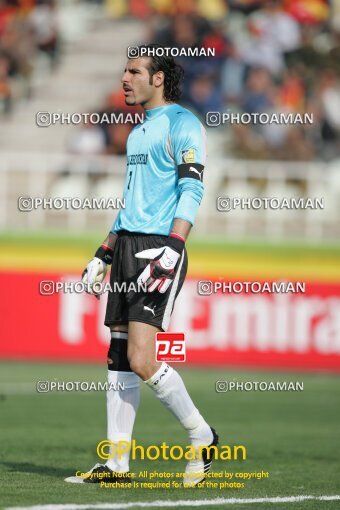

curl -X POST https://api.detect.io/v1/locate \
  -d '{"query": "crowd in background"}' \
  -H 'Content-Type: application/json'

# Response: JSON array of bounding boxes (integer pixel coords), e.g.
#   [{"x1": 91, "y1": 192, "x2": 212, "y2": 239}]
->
[
  {"x1": 2, "y1": 0, "x2": 340, "y2": 161},
  {"x1": 0, "y1": 0, "x2": 58, "y2": 115},
  {"x1": 85, "y1": 0, "x2": 340, "y2": 161}
]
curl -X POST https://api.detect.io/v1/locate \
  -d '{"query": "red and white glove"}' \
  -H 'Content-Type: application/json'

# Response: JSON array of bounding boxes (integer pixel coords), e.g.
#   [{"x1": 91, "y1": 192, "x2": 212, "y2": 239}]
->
[
  {"x1": 135, "y1": 233, "x2": 185, "y2": 293},
  {"x1": 82, "y1": 244, "x2": 113, "y2": 298}
]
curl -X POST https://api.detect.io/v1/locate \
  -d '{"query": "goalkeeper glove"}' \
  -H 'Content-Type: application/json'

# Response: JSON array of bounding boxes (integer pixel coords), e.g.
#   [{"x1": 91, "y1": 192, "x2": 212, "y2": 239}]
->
[
  {"x1": 135, "y1": 233, "x2": 184, "y2": 293},
  {"x1": 82, "y1": 244, "x2": 113, "y2": 297}
]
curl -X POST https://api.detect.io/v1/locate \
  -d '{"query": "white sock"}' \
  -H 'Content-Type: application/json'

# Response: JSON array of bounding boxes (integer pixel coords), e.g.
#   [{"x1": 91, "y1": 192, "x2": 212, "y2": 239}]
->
[
  {"x1": 106, "y1": 369, "x2": 140, "y2": 472},
  {"x1": 145, "y1": 363, "x2": 212, "y2": 447}
]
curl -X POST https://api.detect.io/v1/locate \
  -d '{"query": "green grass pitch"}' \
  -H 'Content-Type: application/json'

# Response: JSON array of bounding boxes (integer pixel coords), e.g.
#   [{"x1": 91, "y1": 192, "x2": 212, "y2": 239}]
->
[{"x1": 0, "y1": 362, "x2": 339, "y2": 510}]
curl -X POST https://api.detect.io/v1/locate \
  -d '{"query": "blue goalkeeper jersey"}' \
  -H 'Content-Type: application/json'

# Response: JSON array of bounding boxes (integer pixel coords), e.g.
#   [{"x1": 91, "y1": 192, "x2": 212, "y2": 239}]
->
[{"x1": 111, "y1": 103, "x2": 206, "y2": 236}]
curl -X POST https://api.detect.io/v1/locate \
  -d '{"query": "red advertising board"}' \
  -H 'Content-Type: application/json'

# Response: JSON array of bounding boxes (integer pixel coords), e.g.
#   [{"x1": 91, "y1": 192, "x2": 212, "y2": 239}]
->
[{"x1": 1, "y1": 271, "x2": 340, "y2": 371}]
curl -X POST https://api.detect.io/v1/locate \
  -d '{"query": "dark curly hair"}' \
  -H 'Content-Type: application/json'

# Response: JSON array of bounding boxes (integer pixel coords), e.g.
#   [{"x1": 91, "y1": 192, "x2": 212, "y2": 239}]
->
[{"x1": 136, "y1": 44, "x2": 184, "y2": 102}]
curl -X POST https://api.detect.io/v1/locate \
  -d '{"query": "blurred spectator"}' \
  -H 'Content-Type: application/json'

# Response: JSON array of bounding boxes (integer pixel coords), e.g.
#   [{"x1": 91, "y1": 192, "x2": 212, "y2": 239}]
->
[
  {"x1": 29, "y1": 0, "x2": 59, "y2": 68},
  {"x1": 0, "y1": 0, "x2": 16, "y2": 37},
  {"x1": 284, "y1": 0, "x2": 329, "y2": 25},
  {"x1": 68, "y1": 120, "x2": 106, "y2": 156},
  {"x1": 101, "y1": 90, "x2": 143, "y2": 154},
  {"x1": 68, "y1": 90, "x2": 144, "y2": 156},
  {"x1": 0, "y1": 54, "x2": 11, "y2": 113},
  {"x1": 187, "y1": 74, "x2": 223, "y2": 118},
  {"x1": 316, "y1": 69, "x2": 340, "y2": 159},
  {"x1": 0, "y1": 0, "x2": 60, "y2": 116},
  {"x1": 228, "y1": 1, "x2": 263, "y2": 15},
  {"x1": 242, "y1": 67, "x2": 275, "y2": 114},
  {"x1": 240, "y1": 0, "x2": 301, "y2": 75},
  {"x1": 151, "y1": 13, "x2": 226, "y2": 111},
  {"x1": 279, "y1": 67, "x2": 305, "y2": 111},
  {"x1": 1, "y1": 15, "x2": 35, "y2": 82}
]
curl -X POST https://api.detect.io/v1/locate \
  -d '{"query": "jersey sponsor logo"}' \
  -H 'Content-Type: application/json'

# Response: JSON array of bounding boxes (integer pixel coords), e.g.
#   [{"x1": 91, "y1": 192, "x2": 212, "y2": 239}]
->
[
  {"x1": 127, "y1": 153, "x2": 148, "y2": 165},
  {"x1": 155, "y1": 332, "x2": 186, "y2": 362},
  {"x1": 182, "y1": 148, "x2": 195, "y2": 163}
]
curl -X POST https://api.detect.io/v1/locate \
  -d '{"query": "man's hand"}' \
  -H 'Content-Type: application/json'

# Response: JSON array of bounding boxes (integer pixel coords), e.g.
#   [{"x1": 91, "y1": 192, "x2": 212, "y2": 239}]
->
[
  {"x1": 82, "y1": 244, "x2": 113, "y2": 298},
  {"x1": 135, "y1": 234, "x2": 184, "y2": 293}
]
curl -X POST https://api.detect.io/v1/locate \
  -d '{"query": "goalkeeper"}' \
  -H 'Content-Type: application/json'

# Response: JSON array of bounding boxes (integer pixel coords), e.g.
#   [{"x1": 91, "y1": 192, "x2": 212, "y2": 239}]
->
[{"x1": 67, "y1": 45, "x2": 218, "y2": 488}]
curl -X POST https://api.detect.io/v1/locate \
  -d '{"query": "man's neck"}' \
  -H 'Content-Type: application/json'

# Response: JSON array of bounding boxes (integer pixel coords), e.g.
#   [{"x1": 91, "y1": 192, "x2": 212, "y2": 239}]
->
[{"x1": 143, "y1": 99, "x2": 173, "y2": 111}]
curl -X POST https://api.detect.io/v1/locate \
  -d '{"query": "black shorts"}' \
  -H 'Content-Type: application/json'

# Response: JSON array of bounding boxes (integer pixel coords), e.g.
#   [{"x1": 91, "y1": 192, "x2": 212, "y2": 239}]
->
[{"x1": 104, "y1": 231, "x2": 188, "y2": 331}]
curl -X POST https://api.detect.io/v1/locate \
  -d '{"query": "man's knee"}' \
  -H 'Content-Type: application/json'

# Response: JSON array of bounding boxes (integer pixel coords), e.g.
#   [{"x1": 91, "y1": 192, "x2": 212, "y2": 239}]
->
[
  {"x1": 128, "y1": 350, "x2": 159, "y2": 380},
  {"x1": 127, "y1": 350, "x2": 144, "y2": 377},
  {"x1": 107, "y1": 331, "x2": 131, "y2": 371}
]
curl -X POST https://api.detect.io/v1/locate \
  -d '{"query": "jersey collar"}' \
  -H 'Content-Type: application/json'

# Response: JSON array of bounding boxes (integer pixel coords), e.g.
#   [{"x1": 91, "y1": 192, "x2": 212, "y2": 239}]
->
[{"x1": 144, "y1": 103, "x2": 177, "y2": 121}]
